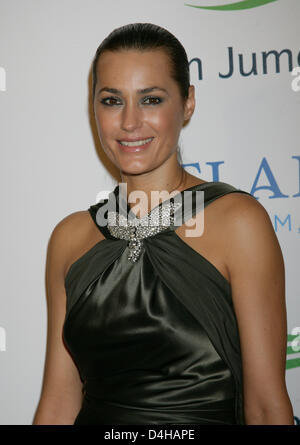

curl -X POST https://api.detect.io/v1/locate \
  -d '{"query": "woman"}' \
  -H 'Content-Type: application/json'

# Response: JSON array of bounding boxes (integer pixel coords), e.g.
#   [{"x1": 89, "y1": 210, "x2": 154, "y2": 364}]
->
[{"x1": 33, "y1": 23, "x2": 294, "y2": 425}]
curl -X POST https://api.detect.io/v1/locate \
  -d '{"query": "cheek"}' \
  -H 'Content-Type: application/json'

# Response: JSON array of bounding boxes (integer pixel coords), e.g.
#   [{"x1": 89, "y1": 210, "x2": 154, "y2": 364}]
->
[
  {"x1": 149, "y1": 108, "x2": 180, "y2": 136},
  {"x1": 94, "y1": 109, "x2": 118, "y2": 138},
  {"x1": 151, "y1": 108, "x2": 182, "y2": 138}
]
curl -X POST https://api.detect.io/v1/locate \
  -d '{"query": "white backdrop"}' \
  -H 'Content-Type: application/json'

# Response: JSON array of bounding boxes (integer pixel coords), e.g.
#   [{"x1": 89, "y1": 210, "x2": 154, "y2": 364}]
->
[{"x1": 0, "y1": 0, "x2": 299, "y2": 425}]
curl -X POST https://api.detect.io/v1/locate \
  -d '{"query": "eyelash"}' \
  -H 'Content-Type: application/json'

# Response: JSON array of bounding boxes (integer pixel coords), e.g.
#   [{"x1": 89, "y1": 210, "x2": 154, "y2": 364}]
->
[{"x1": 100, "y1": 96, "x2": 164, "y2": 106}]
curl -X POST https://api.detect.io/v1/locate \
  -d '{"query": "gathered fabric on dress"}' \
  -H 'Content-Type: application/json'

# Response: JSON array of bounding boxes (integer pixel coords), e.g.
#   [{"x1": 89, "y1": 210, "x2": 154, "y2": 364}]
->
[{"x1": 63, "y1": 181, "x2": 253, "y2": 425}]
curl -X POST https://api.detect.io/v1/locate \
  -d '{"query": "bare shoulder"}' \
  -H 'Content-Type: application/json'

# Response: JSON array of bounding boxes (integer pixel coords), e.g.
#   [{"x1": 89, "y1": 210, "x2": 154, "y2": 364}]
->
[
  {"x1": 48, "y1": 210, "x2": 103, "y2": 279},
  {"x1": 218, "y1": 191, "x2": 275, "y2": 240},
  {"x1": 49, "y1": 210, "x2": 92, "y2": 254},
  {"x1": 217, "y1": 191, "x2": 284, "y2": 285},
  {"x1": 205, "y1": 190, "x2": 273, "y2": 242},
  {"x1": 51, "y1": 210, "x2": 94, "y2": 242}
]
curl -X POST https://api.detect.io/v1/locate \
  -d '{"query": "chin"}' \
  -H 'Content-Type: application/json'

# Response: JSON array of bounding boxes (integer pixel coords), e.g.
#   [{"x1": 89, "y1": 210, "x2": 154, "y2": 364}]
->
[
  {"x1": 120, "y1": 166, "x2": 150, "y2": 176},
  {"x1": 118, "y1": 161, "x2": 156, "y2": 176}
]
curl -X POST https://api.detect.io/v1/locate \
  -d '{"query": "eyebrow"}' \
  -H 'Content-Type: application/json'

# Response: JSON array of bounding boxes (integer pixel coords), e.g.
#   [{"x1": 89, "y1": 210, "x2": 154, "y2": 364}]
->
[{"x1": 97, "y1": 86, "x2": 169, "y2": 96}]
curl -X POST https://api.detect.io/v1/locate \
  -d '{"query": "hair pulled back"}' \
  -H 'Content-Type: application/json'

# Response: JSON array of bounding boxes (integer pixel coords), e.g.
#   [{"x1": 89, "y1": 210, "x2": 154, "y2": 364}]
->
[{"x1": 92, "y1": 22, "x2": 190, "y2": 104}]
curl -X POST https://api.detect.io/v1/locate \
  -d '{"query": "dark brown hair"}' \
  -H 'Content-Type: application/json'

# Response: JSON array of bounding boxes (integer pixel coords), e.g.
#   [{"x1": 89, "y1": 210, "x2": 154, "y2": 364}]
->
[{"x1": 92, "y1": 22, "x2": 190, "y2": 104}]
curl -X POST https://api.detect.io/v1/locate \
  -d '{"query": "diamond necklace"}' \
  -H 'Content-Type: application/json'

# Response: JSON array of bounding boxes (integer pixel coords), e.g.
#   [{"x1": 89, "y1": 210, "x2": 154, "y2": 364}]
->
[{"x1": 107, "y1": 171, "x2": 187, "y2": 262}]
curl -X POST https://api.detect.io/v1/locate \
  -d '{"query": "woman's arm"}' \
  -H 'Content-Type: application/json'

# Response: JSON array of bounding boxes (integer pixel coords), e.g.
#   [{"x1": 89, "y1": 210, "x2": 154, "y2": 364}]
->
[
  {"x1": 223, "y1": 194, "x2": 294, "y2": 425},
  {"x1": 32, "y1": 215, "x2": 85, "y2": 425}
]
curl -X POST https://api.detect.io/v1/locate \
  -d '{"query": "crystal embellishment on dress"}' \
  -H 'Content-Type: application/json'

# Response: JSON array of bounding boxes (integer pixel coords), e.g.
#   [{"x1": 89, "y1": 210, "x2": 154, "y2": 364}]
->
[{"x1": 107, "y1": 200, "x2": 182, "y2": 262}]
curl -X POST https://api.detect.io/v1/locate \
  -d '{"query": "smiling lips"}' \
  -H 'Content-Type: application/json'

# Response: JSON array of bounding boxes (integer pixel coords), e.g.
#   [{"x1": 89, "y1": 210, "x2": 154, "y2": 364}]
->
[{"x1": 117, "y1": 137, "x2": 154, "y2": 152}]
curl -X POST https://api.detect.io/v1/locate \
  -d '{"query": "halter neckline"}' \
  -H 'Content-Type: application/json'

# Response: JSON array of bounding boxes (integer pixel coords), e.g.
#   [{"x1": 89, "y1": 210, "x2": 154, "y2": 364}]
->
[{"x1": 113, "y1": 181, "x2": 216, "y2": 221}]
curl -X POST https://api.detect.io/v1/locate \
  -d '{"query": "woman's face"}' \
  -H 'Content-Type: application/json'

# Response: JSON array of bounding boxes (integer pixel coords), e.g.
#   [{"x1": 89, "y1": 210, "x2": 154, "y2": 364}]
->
[{"x1": 93, "y1": 49, "x2": 195, "y2": 175}]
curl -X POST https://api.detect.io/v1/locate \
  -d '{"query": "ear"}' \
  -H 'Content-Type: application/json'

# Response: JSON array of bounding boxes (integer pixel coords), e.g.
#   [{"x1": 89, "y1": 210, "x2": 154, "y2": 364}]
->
[{"x1": 183, "y1": 85, "x2": 195, "y2": 123}]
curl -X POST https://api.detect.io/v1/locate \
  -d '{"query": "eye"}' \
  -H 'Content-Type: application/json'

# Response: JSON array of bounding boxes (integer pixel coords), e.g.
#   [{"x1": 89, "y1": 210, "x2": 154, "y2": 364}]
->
[
  {"x1": 100, "y1": 96, "x2": 121, "y2": 106},
  {"x1": 143, "y1": 96, "x2": 163, "y2": 105},
  {"x1": 99, "y1": 96, "x2": 164, "y2": 106}
]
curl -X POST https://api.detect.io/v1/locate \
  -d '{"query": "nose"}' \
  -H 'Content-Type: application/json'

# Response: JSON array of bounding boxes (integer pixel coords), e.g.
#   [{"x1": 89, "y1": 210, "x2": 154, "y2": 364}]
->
[{"x1": 121, "y1": 102, "x2": 142, "y2": 132}]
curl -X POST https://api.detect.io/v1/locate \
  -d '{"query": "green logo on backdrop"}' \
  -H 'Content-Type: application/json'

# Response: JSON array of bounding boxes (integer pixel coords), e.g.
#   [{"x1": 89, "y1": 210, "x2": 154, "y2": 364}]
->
[
  {"x1": 286, "y1": 333, "x2": 300, "y2": 370},
  {"x1": 185, "y1": 0, "x2": 278, "y2": 11}
]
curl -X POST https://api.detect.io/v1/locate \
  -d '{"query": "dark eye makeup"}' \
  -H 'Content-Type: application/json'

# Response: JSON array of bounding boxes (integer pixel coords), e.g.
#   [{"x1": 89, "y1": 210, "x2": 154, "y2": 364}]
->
[{"x1": 99, "y1": 96, "x2": 164, "y2": 106}]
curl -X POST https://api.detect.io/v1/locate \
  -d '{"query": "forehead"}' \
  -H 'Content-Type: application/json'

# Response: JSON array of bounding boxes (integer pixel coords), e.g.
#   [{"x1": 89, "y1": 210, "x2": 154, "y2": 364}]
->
[{"x1": 95, "y1": 49, "x2": 173, "y2": 86}]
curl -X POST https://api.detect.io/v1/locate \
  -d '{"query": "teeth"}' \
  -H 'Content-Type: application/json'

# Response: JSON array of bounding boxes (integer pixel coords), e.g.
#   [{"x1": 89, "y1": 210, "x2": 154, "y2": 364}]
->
[{"x1": 119, "y1": 137, "x2": 153, "y2": 147}]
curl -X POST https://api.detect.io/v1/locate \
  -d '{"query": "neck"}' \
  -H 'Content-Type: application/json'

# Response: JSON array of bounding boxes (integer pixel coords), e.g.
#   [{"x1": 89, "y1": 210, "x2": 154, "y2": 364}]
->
[
  {"x1": 121, "y1": 159, "x2": 187, "y2": 195},
  {"x1": 119, "y1": 153, "x2": 189, "y2": 215}
]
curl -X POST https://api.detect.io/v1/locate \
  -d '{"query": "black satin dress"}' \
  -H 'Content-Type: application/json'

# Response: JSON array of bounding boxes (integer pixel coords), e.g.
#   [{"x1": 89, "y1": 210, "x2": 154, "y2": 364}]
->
[{"x1": 62, "y1": 181, "x2": 253, "y2": 425}]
